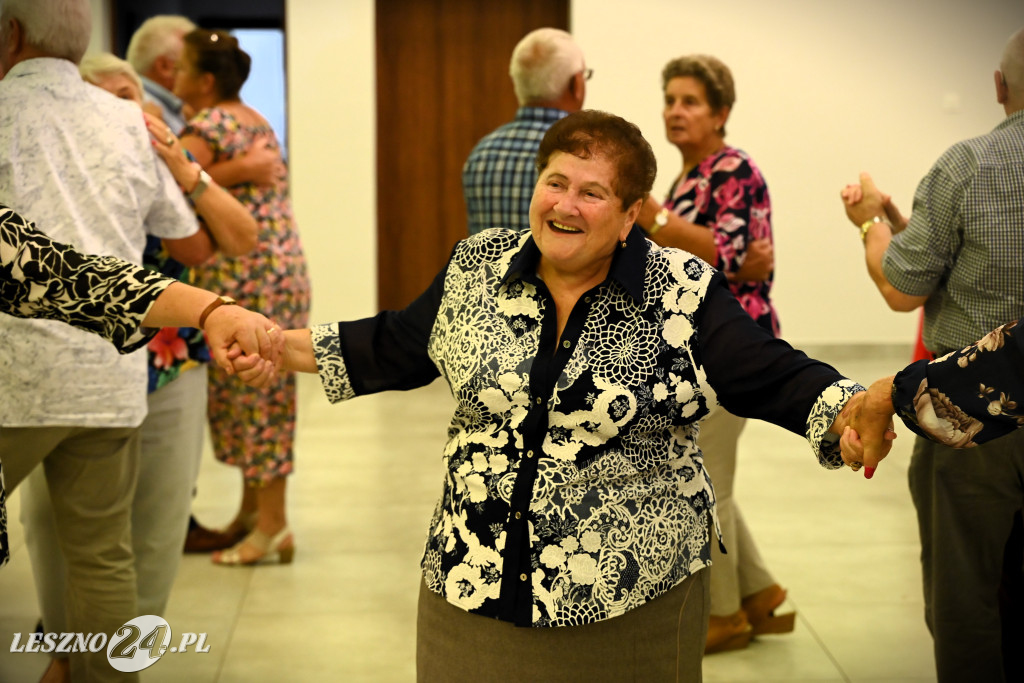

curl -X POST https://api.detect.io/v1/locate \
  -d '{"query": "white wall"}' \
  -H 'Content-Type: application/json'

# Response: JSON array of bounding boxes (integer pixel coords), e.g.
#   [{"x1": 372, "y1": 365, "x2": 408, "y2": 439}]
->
[
  {"x1": 574, "y1": 0, "x2": 1023, "y2": 344},
  {"x1": 93, "y1": 0, "x2": 1023, "y2": 344},
  {"x1": 286, "y1": 0, "x2": 377, "y2": 323}
]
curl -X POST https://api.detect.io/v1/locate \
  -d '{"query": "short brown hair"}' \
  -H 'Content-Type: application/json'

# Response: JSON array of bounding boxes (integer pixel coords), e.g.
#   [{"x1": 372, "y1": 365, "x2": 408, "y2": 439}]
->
[
  {"x1": 183, "y1": 29, "x2": 251, "y2": 100},
  {"x1": 536, "y1": 110, "x2": 656, "y2": 210},
  {"x1": 662, "y1": 55, "x2": 735, "y2": 136}
]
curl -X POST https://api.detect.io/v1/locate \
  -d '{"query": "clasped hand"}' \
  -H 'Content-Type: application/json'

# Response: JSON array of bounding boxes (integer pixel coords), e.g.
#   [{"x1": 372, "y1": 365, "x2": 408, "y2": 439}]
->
[{"x1": 834, "y1": 377, "x2": 899, "y2": 478}]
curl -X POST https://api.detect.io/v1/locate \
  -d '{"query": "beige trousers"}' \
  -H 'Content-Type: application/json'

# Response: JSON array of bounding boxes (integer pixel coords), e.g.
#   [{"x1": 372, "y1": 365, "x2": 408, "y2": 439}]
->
[
  {"x1": 700, "y1": 405, "x2": 775, "y2": 616},
  {"x1": 0, "y1": 425, "x2": 140, "y2": 683}
]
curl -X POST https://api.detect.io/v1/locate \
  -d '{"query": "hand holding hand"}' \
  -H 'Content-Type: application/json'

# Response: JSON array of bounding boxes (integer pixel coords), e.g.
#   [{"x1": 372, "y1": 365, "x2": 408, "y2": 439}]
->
[
  {"x1": 840, "y1": 172, "x2": 888, "y2": 228},
  {"x1": 836, "y1": 376, "x2": 899, "y2": 478},
  {"x1": 227, "y1": 346, "x2": 279, "y2": 388},
  {"x1": 203, "y1": 305, "x2": 284, "y2": 375}
]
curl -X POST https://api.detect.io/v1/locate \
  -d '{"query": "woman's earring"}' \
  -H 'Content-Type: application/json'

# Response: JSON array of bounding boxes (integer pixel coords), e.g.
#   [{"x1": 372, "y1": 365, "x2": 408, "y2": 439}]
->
[{"x1": 620, "y1": 240, "x2": 628, "y2": 249}]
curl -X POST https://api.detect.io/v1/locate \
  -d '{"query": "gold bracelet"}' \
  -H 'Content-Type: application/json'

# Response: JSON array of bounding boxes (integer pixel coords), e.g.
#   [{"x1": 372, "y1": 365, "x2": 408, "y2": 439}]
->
[{"x1": 859, "y1": 216, "x2": 891, "y2": 243}]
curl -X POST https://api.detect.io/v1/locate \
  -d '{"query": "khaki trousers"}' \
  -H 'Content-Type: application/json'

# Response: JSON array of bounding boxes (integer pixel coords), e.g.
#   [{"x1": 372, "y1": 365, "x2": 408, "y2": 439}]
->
[{"x1": 0, "y1": 425, "x2": 140, "y2": 683}]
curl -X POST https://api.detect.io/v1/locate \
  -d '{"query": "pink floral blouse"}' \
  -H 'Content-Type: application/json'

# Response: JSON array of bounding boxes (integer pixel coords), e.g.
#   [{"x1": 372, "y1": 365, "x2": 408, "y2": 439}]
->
[{"x1": 665, "y1": 146, "x2": 778, "y2": 336}]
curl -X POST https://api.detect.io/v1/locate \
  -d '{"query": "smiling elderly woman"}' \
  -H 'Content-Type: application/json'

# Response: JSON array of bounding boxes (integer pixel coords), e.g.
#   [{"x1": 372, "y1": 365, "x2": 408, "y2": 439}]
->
[{"x1": 233, "y1": 110, "x2": 892, "y2": 682}]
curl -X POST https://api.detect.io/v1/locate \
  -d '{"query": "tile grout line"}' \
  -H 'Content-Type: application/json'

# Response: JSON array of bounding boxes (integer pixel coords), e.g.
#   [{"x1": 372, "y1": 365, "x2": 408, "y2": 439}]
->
[{"x1": 788, "y1": 598, "x2": 853, "y2": 683}]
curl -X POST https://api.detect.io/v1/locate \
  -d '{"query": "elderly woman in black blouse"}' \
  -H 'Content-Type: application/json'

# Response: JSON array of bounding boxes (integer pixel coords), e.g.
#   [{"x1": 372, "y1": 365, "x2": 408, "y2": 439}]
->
[{"x1": 233, "y1": 111, "x2": 892, "y2": 681}]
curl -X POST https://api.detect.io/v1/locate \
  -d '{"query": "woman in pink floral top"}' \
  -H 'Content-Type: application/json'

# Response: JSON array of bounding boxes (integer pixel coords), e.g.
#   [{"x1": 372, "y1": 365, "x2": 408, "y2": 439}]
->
[
  {"x1": 636, "y1": 54, "x2": 788, "y2": 654},
  {"x1": 177, "y1": 29, "x2": 311, "y2": 566}
]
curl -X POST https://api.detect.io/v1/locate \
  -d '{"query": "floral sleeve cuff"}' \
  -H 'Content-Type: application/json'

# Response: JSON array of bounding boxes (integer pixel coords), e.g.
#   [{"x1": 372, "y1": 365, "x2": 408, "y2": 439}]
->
[
  {"x1": 311, "y1": 322, "x2": 355, "y2": 404},
  {"x1": 805, "y1": 379, "x2": 867, "y2": 469}
]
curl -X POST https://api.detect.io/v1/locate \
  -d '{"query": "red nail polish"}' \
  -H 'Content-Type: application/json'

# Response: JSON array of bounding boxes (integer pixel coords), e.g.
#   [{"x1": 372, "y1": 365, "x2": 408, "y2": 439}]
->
[{"x1": 864, "y1": 466, "x2": 876, "y2": 479}]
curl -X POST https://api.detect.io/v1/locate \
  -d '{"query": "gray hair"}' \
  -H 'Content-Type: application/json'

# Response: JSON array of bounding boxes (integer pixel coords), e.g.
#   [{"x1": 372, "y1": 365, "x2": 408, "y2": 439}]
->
[
  {"x1": 1001, "y1": 26, "x2": 1024, "y2": 107},
  {"x1": 509, "y1": 28, "x2": 584, "y2": 106},
  {"x1": 126, "y1": 14, "x2": 196, "y2": 75},
  {"x1": 79, "y1": 52, "x2": 143, "y2": 96},
  {"x1": 0, "y1": 0, "x2": 91, "y2": 64}
]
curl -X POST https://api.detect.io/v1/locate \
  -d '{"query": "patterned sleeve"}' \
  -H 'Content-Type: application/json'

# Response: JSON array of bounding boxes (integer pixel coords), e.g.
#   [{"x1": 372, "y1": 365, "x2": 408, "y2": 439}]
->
[
  {"x1": 0, "y1": 205, "x2": 173, "y2": 352},
  {"x1": 182, "y1": 108, "x2": 227, "y2": 163},
  {"x1": 805, "y1": 380, "x2": 869, "y2": 468},
  {"x1": 892, "y1": 320, "x2": 1024, "y2": 447},
  {"x1": 707, "y1": 154, "x2": 769, "y2": 274}
]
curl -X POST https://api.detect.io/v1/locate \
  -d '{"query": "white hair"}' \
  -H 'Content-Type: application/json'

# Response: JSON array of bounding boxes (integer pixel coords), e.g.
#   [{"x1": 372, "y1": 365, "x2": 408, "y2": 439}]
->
[
  {"x1": 79, "y1": 52, "x2": 143, "y2": 95},
  {"x1": 1001, "y1": 26, "x2": 1024, "y2": 106},
  {"x1": 509, "y1": 28, "x2": 585, "y2": 106},
  {"x1": 0, "y1": 0, "x2": 91, "y2": 64},
  {"x1": 125, "y1": 14, "x2": 195, "y2": 75}
]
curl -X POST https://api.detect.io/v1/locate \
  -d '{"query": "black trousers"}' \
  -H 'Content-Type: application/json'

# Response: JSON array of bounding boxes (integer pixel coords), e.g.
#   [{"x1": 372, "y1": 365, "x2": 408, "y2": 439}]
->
[{"x1": 909, "y1": 431, "x2": 1024, "y2": 683}]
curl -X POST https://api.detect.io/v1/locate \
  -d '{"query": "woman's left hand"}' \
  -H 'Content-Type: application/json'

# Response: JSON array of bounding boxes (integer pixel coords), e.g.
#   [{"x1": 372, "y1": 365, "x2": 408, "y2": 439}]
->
[{"x1": 143, "y1": 111, "x2": 195, "y2": 187}]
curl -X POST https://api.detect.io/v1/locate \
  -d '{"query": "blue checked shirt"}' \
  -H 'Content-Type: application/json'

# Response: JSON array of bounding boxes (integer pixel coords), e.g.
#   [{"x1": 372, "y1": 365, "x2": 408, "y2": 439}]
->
[
  {"x1": 883, "y1": 110, "x2": 1024, "y2": 353},
  {"x1": 462, "y1": 107, "x2": 568, "y2": 235}
]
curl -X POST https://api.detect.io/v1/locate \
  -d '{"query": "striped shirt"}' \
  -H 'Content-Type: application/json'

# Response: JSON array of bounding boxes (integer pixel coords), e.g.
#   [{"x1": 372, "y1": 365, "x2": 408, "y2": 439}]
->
[
  {"x1": 462, "y1": 107, "x2": 568, "y2": 234},
  {"x1": 883, "y1": 110, "x2": 1024, "y2": 353}
]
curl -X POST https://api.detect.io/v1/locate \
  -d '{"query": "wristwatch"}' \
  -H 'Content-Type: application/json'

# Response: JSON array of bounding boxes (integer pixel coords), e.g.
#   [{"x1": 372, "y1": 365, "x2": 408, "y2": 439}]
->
[
  {"x1": 198, "y1": 295, "x2": 237, "y2": 329},
  {"x1": 189, "y1": 168, "x2": 211, "y2": 202},
  {"x1": 649, "y1": 208, "x2": 670, "y2": 236},
  {"x1": 859, "y1": 215, "x2": 890, "y2": 243}
]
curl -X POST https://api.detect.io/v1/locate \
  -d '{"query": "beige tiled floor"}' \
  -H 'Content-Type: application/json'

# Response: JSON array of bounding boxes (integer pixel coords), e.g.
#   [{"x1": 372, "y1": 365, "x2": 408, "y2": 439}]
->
[{"x1": 0, "y1": 345, "x2": 938, "y2": 682}]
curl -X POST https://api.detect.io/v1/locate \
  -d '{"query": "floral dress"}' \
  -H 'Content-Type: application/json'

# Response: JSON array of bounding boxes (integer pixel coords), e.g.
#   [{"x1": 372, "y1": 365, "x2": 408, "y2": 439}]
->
[
  {"x1": 894, "y1": 320, "x2": 1024, "y2": 447},
  {"x1": 665, "y1": 145, "x2": 778, "y2": 335},
  {"x1": 183, "y1": 108, "x2": 311, "y2": 484}
]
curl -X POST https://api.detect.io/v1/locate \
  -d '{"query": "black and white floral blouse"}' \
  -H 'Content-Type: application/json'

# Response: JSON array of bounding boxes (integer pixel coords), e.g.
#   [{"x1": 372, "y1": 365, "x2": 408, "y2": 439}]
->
[
  {"x1": 0, "y1": 204, "x2": 173, "y2": 566},
  {"x1": 894, "y1": 320, "x2": 1024, "y2": 447},
  {"x1": 312, "y1": 227, "x2": 862, "y2": 627}
]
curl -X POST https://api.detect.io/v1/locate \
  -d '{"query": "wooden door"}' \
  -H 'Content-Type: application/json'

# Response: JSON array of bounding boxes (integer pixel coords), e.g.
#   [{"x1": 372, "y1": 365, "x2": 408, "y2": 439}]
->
[{"x1": 375, "y1": 0, "x2": 568, "y2": 310}]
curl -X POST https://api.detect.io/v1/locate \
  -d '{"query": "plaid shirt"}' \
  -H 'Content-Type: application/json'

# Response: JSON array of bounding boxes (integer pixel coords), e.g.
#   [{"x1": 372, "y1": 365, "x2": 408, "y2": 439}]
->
[
  {"x1": 462, "y1": 107, "x2": 568, "y2": 235},
  {"x1": 883, "y1": 110, "x2": 1024, "y2": 353}
]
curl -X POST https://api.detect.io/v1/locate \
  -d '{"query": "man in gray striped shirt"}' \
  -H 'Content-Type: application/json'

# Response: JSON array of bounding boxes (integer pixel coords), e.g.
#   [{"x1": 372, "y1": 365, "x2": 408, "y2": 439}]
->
[{"x1": 841, "y1": 26, "x2": 1024, "y2": 683}]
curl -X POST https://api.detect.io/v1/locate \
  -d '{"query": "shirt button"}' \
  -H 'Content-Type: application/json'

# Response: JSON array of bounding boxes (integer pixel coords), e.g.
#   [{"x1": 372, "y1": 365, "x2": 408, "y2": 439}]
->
[
  {"x1": 585, "y1": 296, "x2": 591, "y2": 303},
  {"x1": 519, "y1": 573, "x2": 528, "y2": 582},
  {"x1": 526, "y1": 450, "x2": 534, "y2": 458},
  {"x1": 514, "y1": 511, "x2": 522, "y2": 519},
  {"x1": 535, "y1": 397, "x2": 542, "y2": 405},
  {"x1": 562, "y1": 340, "x2": 571, "y2": 348}
]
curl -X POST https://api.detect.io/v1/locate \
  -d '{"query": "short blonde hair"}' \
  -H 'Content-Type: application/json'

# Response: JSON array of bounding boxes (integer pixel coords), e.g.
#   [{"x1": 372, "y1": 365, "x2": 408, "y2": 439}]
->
[
  {"x1": 509, "y1": 28, "x2": 585, "y2": 106},
  {"x1": 79, "y1": 53, "x2": 144, "y2": 99},
  {"x1": 126, "y1": 15, "x2": 196, "y2": 75}
]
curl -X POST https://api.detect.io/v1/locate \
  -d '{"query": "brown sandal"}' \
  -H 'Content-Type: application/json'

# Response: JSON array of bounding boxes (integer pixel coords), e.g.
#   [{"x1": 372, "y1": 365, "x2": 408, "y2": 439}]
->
[{"x1": 742, "y1": 584, "x2": 796, "y2": 636}]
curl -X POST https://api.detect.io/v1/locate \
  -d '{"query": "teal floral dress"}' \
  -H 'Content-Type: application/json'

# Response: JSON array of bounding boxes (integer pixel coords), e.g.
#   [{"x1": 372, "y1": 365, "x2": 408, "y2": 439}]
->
[{"x1": 183, "y1": 107, "x2": 311, "y2": 484}]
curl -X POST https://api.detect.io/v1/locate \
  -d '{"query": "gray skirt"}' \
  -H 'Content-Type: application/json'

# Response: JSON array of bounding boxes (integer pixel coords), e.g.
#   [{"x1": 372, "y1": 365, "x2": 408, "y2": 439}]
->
[{"x1": 416, "y1": 567, "x2": 709, "y2": 682}]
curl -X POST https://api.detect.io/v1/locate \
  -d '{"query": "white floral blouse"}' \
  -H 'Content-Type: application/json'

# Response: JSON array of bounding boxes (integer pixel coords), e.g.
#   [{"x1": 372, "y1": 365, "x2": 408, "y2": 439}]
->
[{"x1": 312, "y1": 228, "x2": 862, "y2": 627}]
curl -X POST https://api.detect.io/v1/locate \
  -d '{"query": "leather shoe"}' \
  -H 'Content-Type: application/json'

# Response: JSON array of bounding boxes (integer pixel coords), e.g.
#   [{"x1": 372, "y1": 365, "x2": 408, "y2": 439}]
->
[
  {"x1": 184, "y1": 523, "x2": 247, "y2": 554},
  {"x1": 705, "y1": 610, "x2": 753, "y2": 654}
]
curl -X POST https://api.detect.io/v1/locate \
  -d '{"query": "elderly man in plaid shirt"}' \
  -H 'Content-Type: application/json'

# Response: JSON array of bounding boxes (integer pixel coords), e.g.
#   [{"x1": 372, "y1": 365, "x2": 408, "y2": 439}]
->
[
  {"x1": 462, "y1": 28, "x2": 588, "y2": 235},
  {"x1": 841, "y1": 26, "x2": 1024, "y2": 683}
]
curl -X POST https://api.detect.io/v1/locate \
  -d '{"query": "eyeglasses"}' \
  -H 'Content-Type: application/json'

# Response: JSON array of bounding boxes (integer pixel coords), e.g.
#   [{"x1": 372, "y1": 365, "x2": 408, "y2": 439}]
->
[{"x1": 582, "y1": 68, "x2": 593, "y2": 81}]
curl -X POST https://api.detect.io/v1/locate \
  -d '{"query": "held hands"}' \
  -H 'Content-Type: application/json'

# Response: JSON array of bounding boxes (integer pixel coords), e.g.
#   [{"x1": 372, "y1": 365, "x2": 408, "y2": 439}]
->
[
  {"x1": 840, "y1": 172, "x2": 910, "y2": 232},
  {"x1": 835, "y1": 376, "x2": 899, "y2": 478},
  {"x1": 202, "y1": 304, "x2": 284, "y2": 385}
]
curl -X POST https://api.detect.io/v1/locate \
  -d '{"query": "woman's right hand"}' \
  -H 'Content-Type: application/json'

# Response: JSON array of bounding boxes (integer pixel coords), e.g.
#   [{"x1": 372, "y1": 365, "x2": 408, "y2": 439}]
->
[{"x1": 239, "y1": 134, "x2": 285, "y2": 186}]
